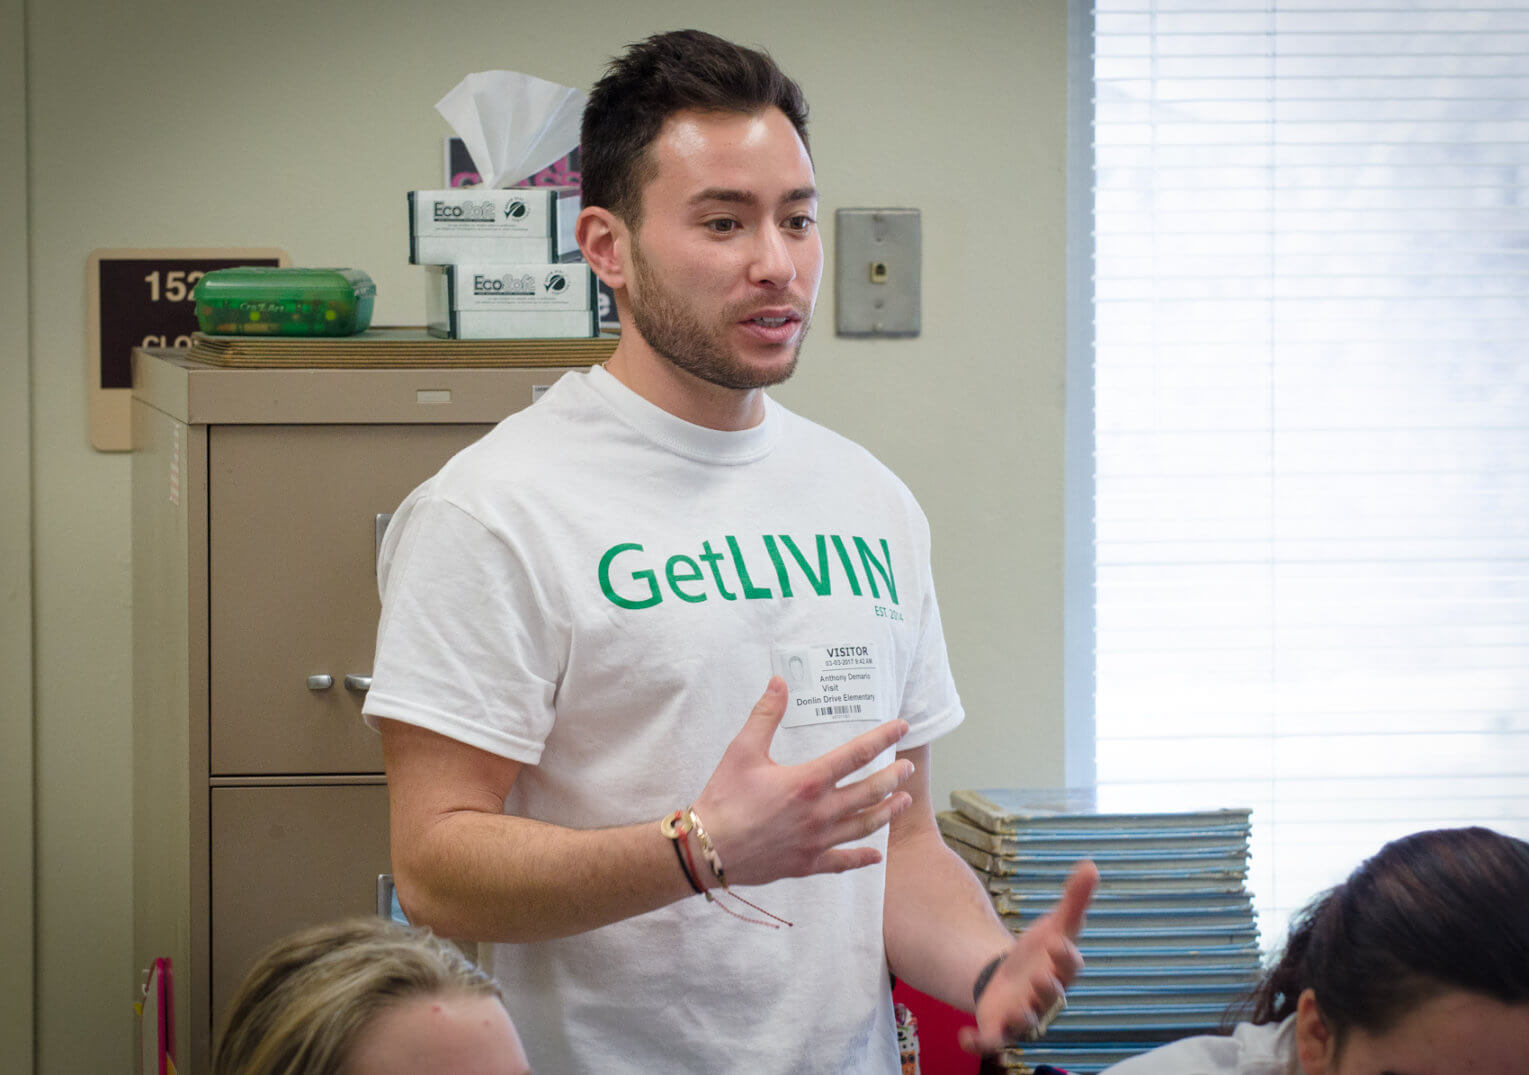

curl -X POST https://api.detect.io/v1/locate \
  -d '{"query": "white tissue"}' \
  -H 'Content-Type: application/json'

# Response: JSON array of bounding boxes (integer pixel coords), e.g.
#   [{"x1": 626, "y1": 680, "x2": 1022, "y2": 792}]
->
[{"x1": 435, "y1": 71, "x2": 587, "y2": 189}]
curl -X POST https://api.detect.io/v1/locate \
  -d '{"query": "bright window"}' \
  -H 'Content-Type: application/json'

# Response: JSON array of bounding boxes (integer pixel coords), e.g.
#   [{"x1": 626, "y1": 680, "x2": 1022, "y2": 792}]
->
[{"x1": 1084, "y1": 0, "x2": 1529, "y2": 943}]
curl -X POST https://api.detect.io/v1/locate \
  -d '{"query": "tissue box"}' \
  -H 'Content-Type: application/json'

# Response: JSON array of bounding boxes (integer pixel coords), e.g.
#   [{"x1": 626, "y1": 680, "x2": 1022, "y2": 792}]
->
[
  {"x1": 411, "y1": 234, "x2": 563, "y2": 267},
  {"x1": 408, "y1": 187, "x2": 581, "y2": 265},
  {"x1": 192, "y1": 267, "x2": 375, "y2": 336},
  {"x1": 426, "y1": 262, "x2": 599, "y2": 339},
  {"x1": 427, "y1": 263, "x2": 594, "y2": 310},
  {"x1": 427, "y1": 309, "x2": 599, "y2": 340}
]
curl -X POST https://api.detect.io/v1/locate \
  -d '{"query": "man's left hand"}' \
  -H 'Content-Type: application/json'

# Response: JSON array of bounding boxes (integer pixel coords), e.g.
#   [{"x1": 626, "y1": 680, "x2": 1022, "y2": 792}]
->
[{"x1": 958, "y1": 859, "x2": 1100, "y2": 1056}]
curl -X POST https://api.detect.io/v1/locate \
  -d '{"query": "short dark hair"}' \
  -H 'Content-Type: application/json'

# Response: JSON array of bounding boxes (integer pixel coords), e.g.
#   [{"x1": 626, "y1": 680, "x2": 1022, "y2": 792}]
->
[
  {"x1": 580, "y1": 29, "x2": 810, "y2": 226},
  {"x1": 1244, "y1": 827, "x2": 1529, "y2": 1036}
]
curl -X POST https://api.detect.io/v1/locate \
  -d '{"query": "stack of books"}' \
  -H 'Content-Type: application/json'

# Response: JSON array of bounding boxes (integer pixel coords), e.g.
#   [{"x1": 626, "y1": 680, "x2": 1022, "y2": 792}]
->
[{"x1": 940, "y1": 788, "x2": 1261, "y2": 1074}]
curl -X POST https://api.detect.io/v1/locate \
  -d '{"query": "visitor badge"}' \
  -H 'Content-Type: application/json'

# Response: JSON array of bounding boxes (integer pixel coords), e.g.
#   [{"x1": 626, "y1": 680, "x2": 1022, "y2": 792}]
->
[{"x1": 771, "y1": 641, "x2": 883, "y2": 729}]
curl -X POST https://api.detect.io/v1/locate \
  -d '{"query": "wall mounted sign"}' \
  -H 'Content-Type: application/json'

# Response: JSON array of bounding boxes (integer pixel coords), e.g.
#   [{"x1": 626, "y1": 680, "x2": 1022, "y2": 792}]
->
[{"x1": 87, "y1": 247, "x2": 289, "y2": 451}]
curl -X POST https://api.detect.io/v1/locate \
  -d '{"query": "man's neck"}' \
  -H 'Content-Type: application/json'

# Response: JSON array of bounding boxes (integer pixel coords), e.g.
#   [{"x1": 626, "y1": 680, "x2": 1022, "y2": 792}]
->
[{"x1": 601, "y1": 337, "x2": 767, "y2": 432}]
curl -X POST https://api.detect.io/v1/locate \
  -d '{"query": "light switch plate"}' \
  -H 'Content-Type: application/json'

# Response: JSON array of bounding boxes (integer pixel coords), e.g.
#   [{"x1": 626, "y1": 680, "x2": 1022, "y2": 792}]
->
[{"x1": 835, "y1": 208, "x2": 921, "y2": 337}]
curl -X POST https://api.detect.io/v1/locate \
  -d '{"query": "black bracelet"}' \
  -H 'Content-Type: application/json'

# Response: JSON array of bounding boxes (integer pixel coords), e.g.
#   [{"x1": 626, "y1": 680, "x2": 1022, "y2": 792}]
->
[
  {"x1": 973, "y1": 951, "x2": 1008, "y2": 1005},
  {"x1": 669, "y1": 828, "x2": 703, "y2": 894}
]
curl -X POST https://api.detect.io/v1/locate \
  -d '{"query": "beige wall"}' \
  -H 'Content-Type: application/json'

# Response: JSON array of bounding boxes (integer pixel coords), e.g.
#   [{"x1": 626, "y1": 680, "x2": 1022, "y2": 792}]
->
[
  {"x1": 3, "y1": 0, "x2": 35, "y2": 1067},
  {"x1": 19, "y1": 0, "x2": 1071, "y2": 1068}
]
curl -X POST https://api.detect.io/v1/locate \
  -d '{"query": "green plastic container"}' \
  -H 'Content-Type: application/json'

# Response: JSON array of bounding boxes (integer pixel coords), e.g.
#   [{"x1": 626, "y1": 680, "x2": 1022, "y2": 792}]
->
[{"x1": 193, "y1": 267, "x2": 376, "y2": 336}]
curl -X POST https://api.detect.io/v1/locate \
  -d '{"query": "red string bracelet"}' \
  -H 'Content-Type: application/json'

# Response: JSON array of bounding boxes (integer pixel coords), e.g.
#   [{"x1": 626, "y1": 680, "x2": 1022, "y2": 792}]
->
[
  {"x1": 661, "y1": 810, "x2": 703, "y2": 895},
  {"x1": 671, "y1": 813, "x2": 709, "y2": 896}
]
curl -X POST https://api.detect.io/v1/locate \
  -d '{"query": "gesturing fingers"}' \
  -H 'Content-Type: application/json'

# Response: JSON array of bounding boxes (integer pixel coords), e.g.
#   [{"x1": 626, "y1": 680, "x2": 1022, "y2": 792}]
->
[
  {"x1": 963, "y1": 946, "x2": 1079, "y2": 1056},
  {"x1": 810, "y1": 843, "x2": 887, "y2": 875},
  {"x1": 694, "y1": 682, "x2": 912, "y2": 887},
  {"x1": 824, "y1": 785, "x2": 913, "y2": 848},
  {"x1": 1044, "y1": 859, "x2": 1100, "y2": 940},
  {"x1": 959, "y1": 868, "x2": 1097, "y2": 1057},
  {"x1": 729, "y1": 676, "x2": 791, "y2": 755},
  {"x1": 810, "y1": 785, "x2": 913, "y2": 871},
  {"x1": 816, "y1": 717, "x2": 910, "y2": 787},
  {"x1": 839, "y1": 755, "x2": 915, "y2": 813},
  {"x1": 774, "y1": 756, "x2": 915, "y2": 868},
  {"x1": 807, "y1": 732, "x2": 914, "y2": 850}
]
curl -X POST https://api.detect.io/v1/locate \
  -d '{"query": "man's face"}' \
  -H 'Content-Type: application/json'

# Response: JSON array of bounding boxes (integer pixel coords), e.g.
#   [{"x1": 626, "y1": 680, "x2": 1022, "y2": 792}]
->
[{"x1": 622, "y1": 107, "x2": 822, "y2": 390}]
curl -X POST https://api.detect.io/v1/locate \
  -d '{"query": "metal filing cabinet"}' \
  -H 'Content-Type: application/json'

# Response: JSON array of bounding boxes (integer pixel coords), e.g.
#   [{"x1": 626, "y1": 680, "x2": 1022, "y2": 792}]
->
[{"x1": 130, "y1": 349, "x2": 580, "y2": 1071}]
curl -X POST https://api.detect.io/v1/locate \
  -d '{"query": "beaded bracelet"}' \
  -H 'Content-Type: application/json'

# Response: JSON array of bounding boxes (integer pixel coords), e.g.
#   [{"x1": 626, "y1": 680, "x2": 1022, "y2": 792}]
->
[{"x1": 686, "y1": 807, "x2": 727, "y2": 887}]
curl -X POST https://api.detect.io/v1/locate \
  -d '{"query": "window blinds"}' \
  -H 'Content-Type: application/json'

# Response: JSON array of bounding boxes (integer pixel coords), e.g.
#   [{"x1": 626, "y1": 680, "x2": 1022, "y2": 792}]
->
[{"x1": 1089, "y1": 0, "x2": 1529, "y2": 942}]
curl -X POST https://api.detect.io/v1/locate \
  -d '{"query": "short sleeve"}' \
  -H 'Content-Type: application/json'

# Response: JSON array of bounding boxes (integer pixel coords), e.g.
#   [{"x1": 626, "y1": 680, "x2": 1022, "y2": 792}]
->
[
  {"x1": 894, "y1": 513, "x2": 965, "y2": 749},
  {"x1": 362, "y1": 494, "x2": 565, "y2": 763}
]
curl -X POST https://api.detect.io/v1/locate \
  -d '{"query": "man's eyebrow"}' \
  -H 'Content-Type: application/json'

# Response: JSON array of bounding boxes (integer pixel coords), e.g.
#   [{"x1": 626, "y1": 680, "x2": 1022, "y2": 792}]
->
[
  {"x1": 691, "y1": 188, "x2": 756, "y2": 206},
  {"x1": 689, "y1": 186, "x2": 819, "y2": 207}
]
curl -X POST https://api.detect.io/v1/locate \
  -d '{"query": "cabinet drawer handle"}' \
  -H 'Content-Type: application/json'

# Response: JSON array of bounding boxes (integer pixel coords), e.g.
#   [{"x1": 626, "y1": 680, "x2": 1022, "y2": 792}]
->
[
  {"x1": 306, "y1": 674, "x2": 334, "y2": 691},
  {"x1": 344, "y1": 674, "x2": 373, "y2": 692}
]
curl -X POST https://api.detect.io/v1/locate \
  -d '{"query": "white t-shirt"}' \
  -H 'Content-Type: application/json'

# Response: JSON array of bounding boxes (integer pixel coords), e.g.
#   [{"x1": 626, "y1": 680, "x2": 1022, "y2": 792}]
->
[
  {"x1": 1103, "y1": 1017, "x2": 1301, "y2": 1075},
  {"x1": 364, "y1": 365, "x2": 965, "y2": 1074}
]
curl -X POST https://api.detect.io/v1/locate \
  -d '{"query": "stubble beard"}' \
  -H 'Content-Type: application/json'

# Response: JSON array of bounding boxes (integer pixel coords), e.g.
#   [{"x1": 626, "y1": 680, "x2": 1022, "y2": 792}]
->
[{"x1": 627, "y1": 240, "x2": 810, "y2": 391}]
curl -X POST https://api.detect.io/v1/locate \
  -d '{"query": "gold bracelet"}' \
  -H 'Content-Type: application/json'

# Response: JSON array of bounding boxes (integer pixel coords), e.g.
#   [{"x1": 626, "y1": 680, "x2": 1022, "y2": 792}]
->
[
  {"x1": 686, "y1": 807, "x2": 726, "y2": 887},
  {"x1": 660, "y1": 809, "x2": 689, "y2": 840},
  {"x1": 683, "y1": 806, "x2": 793, "y2": 929}
]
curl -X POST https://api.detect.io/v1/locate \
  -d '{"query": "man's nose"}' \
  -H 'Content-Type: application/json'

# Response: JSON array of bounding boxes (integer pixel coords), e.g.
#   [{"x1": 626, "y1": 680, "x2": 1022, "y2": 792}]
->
[{"x1": 748, "y1": 227, "x2": 798, "y2": 289}]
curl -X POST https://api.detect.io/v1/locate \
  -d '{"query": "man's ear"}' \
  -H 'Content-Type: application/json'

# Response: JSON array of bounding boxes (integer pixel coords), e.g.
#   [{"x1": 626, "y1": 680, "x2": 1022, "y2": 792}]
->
[
  {"x1": 576, "y1": 205, "x2": 628, "y2": 291},
  {"x1": 1294, "y1": 988, "x2": 1338, "y2": 1075}
]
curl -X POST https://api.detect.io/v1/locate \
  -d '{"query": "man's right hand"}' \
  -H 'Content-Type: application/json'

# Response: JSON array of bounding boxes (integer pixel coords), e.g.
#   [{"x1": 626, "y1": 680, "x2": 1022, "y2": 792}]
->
[
  {"x1": 687, "y1": 676, "x2": 914, "y2": 887},
  {"x1": 382, "y1": 676, "x2": 912, "y2": 941}
]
